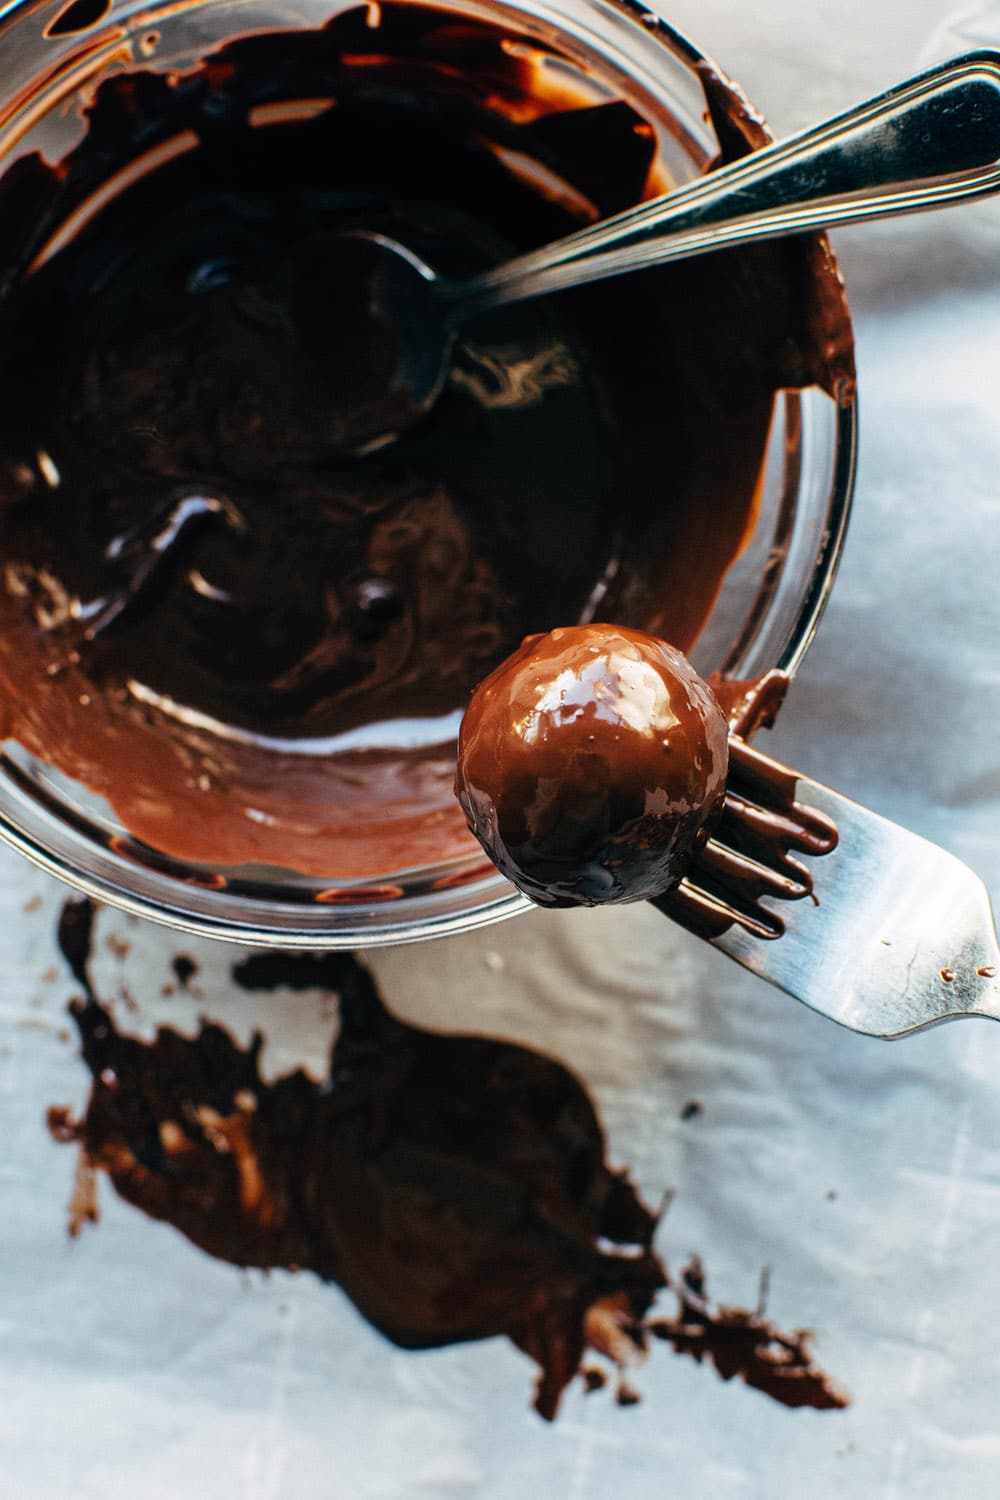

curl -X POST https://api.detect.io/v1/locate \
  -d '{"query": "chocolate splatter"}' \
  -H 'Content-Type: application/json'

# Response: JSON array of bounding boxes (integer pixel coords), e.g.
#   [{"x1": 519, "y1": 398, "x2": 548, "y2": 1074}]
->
[
  {"x1": 649, "y1": 1257, "x2": 847, "y2": 1410},
  {"x1": 171, "y1": 955, "x2": 198, "y2": 989},
  {"x1": 56, "y1": 896, "x2": 96, "y2": 999},
  {"x1": 232, "y1": 950, "x2": 368, "y2": 994},
  {"x1": 51, "y1": 903, "x2": 847, "y2": 1419}
]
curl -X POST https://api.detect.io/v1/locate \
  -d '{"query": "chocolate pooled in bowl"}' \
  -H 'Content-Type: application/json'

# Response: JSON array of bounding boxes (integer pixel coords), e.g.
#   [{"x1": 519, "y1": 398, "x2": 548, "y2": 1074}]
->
[{"x1": 0, "y1": 1, "x2": 853, "y2": 881}]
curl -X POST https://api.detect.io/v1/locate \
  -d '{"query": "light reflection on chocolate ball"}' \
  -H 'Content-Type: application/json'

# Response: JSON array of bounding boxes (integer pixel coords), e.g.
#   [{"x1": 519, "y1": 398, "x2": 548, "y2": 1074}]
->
[{"x1": 455, "y1": 624, "x2": 729, "y2": 907}]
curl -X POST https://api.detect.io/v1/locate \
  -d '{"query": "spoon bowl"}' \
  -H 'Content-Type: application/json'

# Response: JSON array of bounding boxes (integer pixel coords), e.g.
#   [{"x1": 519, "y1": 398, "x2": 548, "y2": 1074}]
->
[
  {"x1": 292, "y1": 231, "x2": 450, "y2": 455},
  {"x1": 316, "y1": 52, "x2": 1000, "y2": 456}
]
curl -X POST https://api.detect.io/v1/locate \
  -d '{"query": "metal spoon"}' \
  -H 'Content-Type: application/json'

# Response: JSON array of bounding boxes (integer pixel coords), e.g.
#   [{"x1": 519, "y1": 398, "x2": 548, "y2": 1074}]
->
[{"x1": 306, "y1": 50, "x2": 1000, "y2": 456}]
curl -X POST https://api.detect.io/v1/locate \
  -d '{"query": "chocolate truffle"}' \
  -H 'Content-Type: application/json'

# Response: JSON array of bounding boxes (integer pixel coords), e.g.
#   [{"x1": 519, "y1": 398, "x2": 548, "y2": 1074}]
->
[{"x1": 455, "y1": 624, "x2": 729, "y2": 906}]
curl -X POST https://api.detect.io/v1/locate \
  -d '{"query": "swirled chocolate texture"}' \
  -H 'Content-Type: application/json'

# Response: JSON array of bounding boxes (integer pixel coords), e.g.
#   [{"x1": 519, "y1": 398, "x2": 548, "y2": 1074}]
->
[{"x1": 0, "y1": 3, "x2": 853, "y2": 877}]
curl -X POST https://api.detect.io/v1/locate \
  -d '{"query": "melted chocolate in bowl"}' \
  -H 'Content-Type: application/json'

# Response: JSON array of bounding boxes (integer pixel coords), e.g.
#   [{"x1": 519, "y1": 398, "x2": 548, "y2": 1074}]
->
[{"x1": 0, "y1": 0, "x2": 854, "y2": 915}]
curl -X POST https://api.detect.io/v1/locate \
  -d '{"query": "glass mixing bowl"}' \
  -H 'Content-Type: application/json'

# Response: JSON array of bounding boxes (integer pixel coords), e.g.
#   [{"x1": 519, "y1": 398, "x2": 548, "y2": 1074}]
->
[{"x1": 0, "y1": 0, "x2": 856, "y2": 946}]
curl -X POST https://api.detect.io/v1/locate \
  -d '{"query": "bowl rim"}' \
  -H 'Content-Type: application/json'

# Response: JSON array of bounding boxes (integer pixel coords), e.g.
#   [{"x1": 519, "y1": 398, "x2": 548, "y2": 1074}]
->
[{"x1": 0, "y1": 0, "x2": 858, "y2": 947}]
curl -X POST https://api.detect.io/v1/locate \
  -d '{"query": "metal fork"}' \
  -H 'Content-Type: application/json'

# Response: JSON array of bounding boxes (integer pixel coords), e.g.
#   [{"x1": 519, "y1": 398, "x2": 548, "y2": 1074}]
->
[{"x1": 655, "y1": 738, "x2": 1000, "y2": 1039}]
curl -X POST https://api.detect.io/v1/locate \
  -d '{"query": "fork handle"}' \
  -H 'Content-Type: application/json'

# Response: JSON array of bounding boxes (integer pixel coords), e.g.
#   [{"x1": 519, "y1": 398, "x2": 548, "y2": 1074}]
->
[{"x1": 455, "y1": 51, "x2": 1000, "y2": 313}]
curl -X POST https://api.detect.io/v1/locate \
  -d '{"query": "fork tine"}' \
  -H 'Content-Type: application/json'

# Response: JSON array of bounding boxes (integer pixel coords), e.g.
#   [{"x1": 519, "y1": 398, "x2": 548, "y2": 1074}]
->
[
  {"x1": 658, "y1": 874, "x2": 786, "y2": 943},
  {"x1": 670, "y1": 840, "x2": 807, "y2": 940},
  {"x1": 656, "y1": 738, "x2": 835, "y2": 941},
  {"x1": 697, "y1": 838, "x2": 812, "y2": 904},
  {"x1": 656, "y1": 741, "x2": 1000, "y2": 1039}
]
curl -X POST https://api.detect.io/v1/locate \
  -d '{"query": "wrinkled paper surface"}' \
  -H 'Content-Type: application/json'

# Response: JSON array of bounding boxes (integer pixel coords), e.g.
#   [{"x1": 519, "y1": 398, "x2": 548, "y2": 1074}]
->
[{"x1": 2, "y1": 2, "x2": 1000, "y2": 1495}]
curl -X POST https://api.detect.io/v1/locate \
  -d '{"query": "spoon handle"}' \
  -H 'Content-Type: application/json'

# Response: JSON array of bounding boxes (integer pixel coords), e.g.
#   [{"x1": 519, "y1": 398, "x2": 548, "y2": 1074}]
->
[{"x1": 453, "y1": 51, "x2": 1000, "y2": 314}]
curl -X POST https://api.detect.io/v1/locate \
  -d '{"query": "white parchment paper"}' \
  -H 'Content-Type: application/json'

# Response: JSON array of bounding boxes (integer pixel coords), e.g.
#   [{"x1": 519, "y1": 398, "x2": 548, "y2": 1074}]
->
[{"x1": 2, "y1": 3, "x2": 1000, "y2": 1496}]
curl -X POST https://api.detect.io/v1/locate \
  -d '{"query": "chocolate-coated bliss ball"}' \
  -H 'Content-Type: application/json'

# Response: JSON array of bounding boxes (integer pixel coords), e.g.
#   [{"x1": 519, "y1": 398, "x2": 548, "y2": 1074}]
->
[{"x1": 455, "y1": 624, "x2": 729, "y2": 907}]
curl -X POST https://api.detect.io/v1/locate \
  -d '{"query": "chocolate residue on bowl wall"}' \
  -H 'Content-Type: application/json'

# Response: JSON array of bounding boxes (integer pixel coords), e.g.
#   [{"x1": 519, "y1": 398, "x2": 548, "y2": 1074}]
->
[
  {"x1": 0, "y1": 1, "x2": 853, "y2": 883},
  {"x1": 49, "y1": 897, "x2": 847, "y2": 1419}
]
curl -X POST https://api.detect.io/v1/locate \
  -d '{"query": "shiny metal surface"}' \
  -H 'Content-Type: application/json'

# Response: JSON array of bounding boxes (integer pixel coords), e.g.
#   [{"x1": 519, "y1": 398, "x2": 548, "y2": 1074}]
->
[
  {"x1": 351, "y1": 49, "x2": 1000, "y2": 445},
  {"x1": 678, "y1": 745, "x2": 1000, "y2": 1039},
  {"x1": 462, "y1": 50, "x2": 1000, "y2": 308}
]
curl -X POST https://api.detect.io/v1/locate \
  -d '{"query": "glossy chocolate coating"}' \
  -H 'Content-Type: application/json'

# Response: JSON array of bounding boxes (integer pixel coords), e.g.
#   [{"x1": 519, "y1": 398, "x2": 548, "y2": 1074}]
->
[{"x1": 456, "y1": 625, "x2": 729, "y2": 906}]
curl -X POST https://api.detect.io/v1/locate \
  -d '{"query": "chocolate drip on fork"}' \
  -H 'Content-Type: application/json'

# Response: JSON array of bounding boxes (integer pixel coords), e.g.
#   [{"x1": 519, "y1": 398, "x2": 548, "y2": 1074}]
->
[{"x1": 655, "y1": 737, "x2": 839, "y2": 940}]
